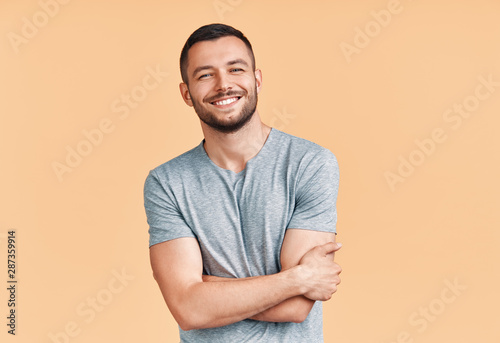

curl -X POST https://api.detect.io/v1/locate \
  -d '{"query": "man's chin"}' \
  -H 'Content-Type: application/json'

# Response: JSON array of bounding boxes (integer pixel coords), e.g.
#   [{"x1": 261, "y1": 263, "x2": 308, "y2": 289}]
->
[
  {"x1": 202, "y1": 112, "x2": 255, "y2": 133},
  {"x1": 203, "y1": 121, "x2": 248, "y2": 134}
]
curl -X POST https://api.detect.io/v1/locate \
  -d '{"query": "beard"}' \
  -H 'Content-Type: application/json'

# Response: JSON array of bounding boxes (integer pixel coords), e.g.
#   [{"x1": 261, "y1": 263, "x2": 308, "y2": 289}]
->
[{"x1": 190, "y1": 86, "x2": 258, "y2": 134}]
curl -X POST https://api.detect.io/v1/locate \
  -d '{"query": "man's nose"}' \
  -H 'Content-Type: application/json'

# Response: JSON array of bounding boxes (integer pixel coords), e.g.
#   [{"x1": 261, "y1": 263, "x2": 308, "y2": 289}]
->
[{"x1": 215, "y1": 73, "x2": 232, "y2": 92}]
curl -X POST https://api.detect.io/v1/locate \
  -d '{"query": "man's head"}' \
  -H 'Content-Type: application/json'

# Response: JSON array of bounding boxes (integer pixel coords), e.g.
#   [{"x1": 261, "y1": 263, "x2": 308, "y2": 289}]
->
[
  {"x1": 179, "y1": 24, "x2": 262, "y2": 134},
  {"x1": 180, "y1": 23, "x2": 255, "y2": 85}
]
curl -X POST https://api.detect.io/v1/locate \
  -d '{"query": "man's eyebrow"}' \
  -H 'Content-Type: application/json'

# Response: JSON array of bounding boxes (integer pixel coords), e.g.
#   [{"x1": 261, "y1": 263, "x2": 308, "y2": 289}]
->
[
  {"x1": 192, "y1": 65, "x2": 213, "y2": 78},
  {"x1": 227, "y1": 59, "x2": 249, "y2": 67}
]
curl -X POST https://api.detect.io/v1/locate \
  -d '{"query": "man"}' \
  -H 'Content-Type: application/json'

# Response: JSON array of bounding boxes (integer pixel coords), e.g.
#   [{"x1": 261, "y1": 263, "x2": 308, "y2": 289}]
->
[{"x1": 144, "y1": 23, "x2": 342, "y2": 342}]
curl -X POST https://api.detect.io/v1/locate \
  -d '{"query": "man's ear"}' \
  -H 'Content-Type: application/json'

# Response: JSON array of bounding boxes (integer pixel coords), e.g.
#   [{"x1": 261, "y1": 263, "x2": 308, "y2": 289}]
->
[
  {"x1": 254, "y1": 69, "x2": 263, "y2": 94},
  {"x1": 179, "y1": 82, "x2": 193, "y2": 107}
]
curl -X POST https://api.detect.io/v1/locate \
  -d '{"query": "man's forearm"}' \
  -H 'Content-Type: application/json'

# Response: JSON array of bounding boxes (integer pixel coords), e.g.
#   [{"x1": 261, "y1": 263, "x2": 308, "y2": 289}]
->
[
  {"x1": 152, "y1": 240, "x2": 340, "y2": 331},
  {"x1": 249, "y1": 296, "x2": 314, "y2": 323},
  {"x1": 169, "y1": 267, "x2": 306, "y2": 330},
  {"x1": 203, "y1": 275, "x2": 315, "y2": 323}
]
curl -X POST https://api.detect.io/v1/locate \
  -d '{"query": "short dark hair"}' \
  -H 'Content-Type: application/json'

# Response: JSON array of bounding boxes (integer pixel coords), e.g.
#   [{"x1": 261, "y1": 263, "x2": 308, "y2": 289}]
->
[{"x1": 179, "y1": 23, "x2": 255, "y2": 84}]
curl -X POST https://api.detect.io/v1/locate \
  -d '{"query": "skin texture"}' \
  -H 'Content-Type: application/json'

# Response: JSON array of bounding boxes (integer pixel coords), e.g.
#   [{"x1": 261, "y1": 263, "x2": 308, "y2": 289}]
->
[{"x1": 150, "y1": 35, "x2": 342, "y2": 330}]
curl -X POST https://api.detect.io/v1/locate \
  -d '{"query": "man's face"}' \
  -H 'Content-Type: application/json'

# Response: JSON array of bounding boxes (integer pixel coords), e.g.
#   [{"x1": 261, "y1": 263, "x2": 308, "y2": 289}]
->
[{"x1": 180, "y1": 36, "x2": 261, "y2": 133}]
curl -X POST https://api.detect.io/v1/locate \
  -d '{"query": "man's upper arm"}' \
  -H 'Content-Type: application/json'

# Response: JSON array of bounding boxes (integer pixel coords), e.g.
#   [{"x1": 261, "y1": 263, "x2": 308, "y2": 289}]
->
[
  {"x1": 280, "y1": 229, "x2": 336, "y2": 270},
  {"x1": 150, "y1": 237, "x2": 203, "y2": 326},
  {"x1": 145, "y1": 170, "x2": 203, "y2": 327}
]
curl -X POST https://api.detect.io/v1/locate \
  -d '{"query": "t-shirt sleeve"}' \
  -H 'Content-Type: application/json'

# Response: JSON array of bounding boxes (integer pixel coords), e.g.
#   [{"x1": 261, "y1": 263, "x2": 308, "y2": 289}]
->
[
  {"x1": 144, "y1": 169, "x2": 196, "y2": 247},
  {"x1": 287, "y1": 149, "x2": 339, "y2": 234}
]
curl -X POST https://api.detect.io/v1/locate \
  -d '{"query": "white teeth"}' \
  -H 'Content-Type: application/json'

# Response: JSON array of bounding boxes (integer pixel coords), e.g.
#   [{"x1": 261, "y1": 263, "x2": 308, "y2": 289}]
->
[{"x1": 214, "y1": 97, "x2": 238, "y2": 106}]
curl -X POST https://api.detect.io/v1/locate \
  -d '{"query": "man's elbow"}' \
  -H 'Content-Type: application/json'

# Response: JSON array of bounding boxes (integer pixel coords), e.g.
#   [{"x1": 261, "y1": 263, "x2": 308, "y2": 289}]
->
[
  {"x1": 289, "y1": 307, "x2": 310, "y2": 324},
  {"x1": 283, "y1": 298, "x2": 314, "y2": 323},
  {"x1": 177, "y1": 312, "x2": 225, "y2": 331},
  {"x1": 172, "y1": 307, "x2": 207, "y2": 331},
  {"x1": 151, "y1": 279, "x2": 208, "y2": 331},
  {"x1": 177, "y1": 317, "x2": 198, "y2": 332},
  {"x1": 169, "y1": 298, "x2": 218, "y2": 331}
]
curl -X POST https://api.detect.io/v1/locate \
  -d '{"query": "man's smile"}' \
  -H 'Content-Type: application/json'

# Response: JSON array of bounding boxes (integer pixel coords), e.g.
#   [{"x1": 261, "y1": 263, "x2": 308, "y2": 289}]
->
[{"x1": 209, "y1": 96, "x2": 242, "y2": 108}]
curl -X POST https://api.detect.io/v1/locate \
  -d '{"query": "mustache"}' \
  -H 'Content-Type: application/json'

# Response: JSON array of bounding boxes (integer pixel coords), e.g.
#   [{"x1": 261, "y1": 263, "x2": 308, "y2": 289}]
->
[{"x1": 205, "y1": 90, "x2": 246, "y2": 103}]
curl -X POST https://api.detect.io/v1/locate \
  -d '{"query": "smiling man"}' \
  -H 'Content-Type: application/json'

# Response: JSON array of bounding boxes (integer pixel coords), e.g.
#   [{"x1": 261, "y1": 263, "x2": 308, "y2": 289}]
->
[{"x1": 144, "y1": 23, "x2": 342, "y2": 342}]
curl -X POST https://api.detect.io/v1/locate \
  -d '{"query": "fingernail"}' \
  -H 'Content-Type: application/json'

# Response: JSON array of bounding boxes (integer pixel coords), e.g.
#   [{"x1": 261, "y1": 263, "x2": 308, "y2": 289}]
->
[{"x1": 336, "y1": 242, "x2": 342, "y2": 247}]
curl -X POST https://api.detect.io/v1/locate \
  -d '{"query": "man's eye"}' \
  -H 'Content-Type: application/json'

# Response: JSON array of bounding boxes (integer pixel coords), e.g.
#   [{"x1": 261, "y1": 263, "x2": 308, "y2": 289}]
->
[
  {"x1": 199, "y1": 74, "x2": 211, "y2": 79},
  {"x1": 231, "y1": 68, "x2": 243, "y2": 72}
]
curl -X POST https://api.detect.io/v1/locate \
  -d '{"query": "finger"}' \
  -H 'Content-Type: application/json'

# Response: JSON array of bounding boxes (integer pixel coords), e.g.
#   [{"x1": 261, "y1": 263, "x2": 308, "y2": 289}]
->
[{"x1": 320, "y1": 242, "x2": 342, "y2": 254}]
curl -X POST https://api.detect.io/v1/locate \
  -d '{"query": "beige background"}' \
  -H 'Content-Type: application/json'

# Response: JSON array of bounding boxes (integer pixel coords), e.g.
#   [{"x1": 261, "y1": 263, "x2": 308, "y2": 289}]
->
[{"x1": 1, "y1": 0, "x2": 499, "y2": 342}]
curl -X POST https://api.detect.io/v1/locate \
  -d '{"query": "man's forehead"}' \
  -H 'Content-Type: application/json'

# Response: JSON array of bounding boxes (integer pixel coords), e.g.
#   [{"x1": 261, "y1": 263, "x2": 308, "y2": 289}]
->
[{"x1": 187, "y1": 36, "x2": 252, "y2": 68}]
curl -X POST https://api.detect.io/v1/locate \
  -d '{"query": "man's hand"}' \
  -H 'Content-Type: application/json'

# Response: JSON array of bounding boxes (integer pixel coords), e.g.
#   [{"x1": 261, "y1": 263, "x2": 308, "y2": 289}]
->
[{"x1": 296, "y1": 242, "x2": 342, "y2": 301}]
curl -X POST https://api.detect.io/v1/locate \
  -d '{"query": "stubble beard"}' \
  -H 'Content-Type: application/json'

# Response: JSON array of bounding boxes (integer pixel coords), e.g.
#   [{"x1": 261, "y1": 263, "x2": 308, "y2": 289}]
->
[{"x1": 190, "y1": 87, "x2": 258, "y2": 134}]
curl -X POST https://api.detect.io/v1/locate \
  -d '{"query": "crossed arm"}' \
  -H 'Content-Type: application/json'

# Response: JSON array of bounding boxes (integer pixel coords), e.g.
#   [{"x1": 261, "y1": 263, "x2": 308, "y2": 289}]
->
[{"x1": 149, "y1": 228, "x2": 342, "y2": 331}]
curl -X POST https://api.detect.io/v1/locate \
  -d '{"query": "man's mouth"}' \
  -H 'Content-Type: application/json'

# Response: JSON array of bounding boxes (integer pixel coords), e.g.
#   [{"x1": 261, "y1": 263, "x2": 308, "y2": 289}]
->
[{"x1": 210, "y1": 96, "x2": 241, "y2": 107}]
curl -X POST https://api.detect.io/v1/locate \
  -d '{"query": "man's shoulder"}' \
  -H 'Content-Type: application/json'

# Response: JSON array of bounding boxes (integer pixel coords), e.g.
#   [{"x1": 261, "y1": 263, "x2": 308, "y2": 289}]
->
[
  {"x1": 148, "y1": 141, "x2": 203, "y2": 179},
  {"x1": 273, "y1": 128, "x2": 337, "y2": 163}
]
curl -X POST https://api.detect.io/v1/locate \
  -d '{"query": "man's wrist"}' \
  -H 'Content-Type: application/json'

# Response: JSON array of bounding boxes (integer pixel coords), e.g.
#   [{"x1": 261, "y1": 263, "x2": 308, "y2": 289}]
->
[{"x1": 281, "y1": 265, "x2": 308, "y2": 296}]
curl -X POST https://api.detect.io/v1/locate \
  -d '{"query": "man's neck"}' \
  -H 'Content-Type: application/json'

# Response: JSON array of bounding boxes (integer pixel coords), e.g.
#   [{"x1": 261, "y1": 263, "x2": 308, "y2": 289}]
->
[{"x1": 201, "y1": 113, "x2": 272, "y2": 174}]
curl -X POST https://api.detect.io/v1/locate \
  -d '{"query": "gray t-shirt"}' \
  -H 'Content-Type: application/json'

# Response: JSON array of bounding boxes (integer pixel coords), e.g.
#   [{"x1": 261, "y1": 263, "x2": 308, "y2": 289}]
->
[{"x1": 144, "y1": 127, "x2": 339, "y2": 343}]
